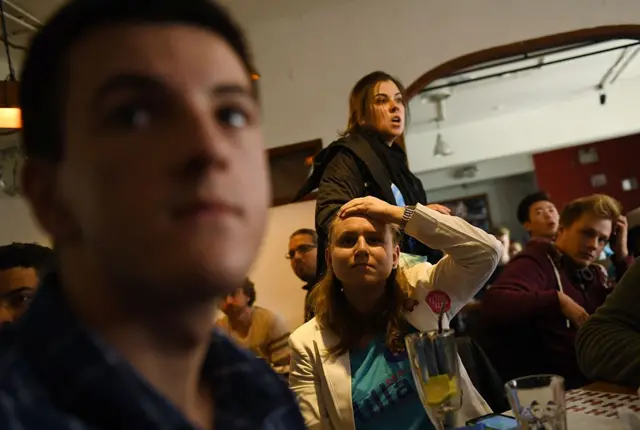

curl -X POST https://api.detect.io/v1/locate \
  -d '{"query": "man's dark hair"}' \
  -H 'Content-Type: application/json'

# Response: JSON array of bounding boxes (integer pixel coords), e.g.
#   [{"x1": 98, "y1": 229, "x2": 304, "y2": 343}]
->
[
  {"x1": 241, "y1": 278, "x2": 256, "y2": 306},
  {"x1": 20, "y1": 0, "x2": 257, "y2": 162},
  {"x1": 517, "y1": 191, "x2": 551, "y2": 224},
  {"x1": 290, "y1": 228, "x2": 318, "y2": 246},
  {"x1": 0, "y1": 242, "x2": 55, "y2": 277}
]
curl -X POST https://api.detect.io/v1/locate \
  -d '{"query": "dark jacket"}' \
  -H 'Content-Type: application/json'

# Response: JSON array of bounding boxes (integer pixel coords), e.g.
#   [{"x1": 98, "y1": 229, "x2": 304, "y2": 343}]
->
[
  {"x1": 576, "y1": 259, "x2": 640, "y2": 386},
  {"x1": 478, "y1": 239, "x2": 631, "y2": 389},
  {"x1": 294, "y1": 131, "x2": 440, "y2": 277}
]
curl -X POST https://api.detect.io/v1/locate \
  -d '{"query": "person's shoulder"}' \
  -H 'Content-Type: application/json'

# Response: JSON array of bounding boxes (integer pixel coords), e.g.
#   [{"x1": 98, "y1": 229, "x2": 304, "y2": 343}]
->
[
  {"x1": 252, "y1": 306, "x2": 279, "y2": 323},
  {"x1": 290, "y1": 317, "x2": 320, "y2": 344},
  {"x1": 515, "y1": 239, "x2": 555, "y2": 261}
]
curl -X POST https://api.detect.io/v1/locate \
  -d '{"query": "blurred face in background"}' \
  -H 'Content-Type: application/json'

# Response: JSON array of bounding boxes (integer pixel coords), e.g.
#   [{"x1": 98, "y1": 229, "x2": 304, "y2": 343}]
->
[
  {"x1": 288, "y1": 233, "x2": 317, "y2": 283},
  {"x1": 525, "y1": 201, "x2": 559, "y2": 239},
  {"x1": 221, "y1": 287, "x2": 251, "y2": 317},
  {"x1": 508, "y1": 241, "x2": 523, "y2": 259}
]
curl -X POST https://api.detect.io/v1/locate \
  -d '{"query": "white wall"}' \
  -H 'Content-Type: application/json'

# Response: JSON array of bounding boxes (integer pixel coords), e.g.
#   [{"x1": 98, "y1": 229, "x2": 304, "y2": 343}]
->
[
  {"x1": 249, "y1": 200, "x2": 315, "y2": 330},
  {"x1": 226, "y1": 0, "x2": 640, "y2": 152},
  {"x1": 428, "y1": 173, "x2": 538, "y2": 242},
  {"x1": 0, "y1": 196, "x2": 48, "y2": 245},
  {"x1": 417, "y1": 153, "x2": 534, "y2": 192},
  {"x1": 406, "y1": 77, "x2": 640, "y2": 172}
]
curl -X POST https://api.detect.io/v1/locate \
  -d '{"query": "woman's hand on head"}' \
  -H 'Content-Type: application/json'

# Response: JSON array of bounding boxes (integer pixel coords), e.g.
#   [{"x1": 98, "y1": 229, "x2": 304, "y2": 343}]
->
[{"x1": 338, "y1": 196, "x2": 405, "y2": 225}]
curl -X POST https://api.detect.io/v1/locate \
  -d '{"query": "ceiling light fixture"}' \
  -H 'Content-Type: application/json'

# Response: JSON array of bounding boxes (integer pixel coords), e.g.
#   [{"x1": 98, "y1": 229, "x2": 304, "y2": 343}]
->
[
  {"x1": 0, "y1": 0, "x2": 20, "y2": 129},
  {"x1": 433, "y1": 132, "x2": 453, "y2": 158}
]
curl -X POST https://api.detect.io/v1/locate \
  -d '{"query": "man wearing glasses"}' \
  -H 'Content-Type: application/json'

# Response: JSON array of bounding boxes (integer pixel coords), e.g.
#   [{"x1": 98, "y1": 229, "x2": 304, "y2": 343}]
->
[{"x1": 287, "y1": 229, "x2": 318, "y2": 322}]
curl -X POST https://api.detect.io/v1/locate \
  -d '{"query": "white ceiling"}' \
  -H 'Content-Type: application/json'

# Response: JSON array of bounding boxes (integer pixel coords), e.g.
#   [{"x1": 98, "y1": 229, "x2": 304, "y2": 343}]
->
[
  {"x1": 410, "y1": 39, "x2": 640, "y2": 128},
  {"x1": 4, "y1": 0, "x2": 347, "y2": 32}
]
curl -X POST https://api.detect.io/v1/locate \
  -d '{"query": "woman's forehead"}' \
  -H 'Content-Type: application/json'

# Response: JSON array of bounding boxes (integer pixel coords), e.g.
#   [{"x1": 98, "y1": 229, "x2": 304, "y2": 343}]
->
[{"x1": 374, "y1": 80, "x2": 399, "y2": 96}]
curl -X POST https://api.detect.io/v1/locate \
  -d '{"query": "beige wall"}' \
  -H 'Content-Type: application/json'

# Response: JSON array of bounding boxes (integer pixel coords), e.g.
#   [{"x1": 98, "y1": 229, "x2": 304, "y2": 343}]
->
[
  {"x1": 0, "y1": 196, "x2": 49, "y2": 246},
  {"x1": 249, "y1": 200, "x2": 315, "y2": 331}
]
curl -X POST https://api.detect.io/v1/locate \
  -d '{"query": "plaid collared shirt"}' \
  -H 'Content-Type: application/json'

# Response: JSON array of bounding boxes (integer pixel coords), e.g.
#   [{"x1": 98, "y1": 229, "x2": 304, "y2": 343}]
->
[{"x1": 0, "y1": 273, "x2": 305, "y2": 429}]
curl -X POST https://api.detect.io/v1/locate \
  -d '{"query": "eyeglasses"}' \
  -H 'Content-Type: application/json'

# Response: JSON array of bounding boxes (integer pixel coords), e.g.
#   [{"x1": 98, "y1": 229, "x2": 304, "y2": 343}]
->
[{"x1": 285, "y1": 244, "x2": 316, "y2": 260}]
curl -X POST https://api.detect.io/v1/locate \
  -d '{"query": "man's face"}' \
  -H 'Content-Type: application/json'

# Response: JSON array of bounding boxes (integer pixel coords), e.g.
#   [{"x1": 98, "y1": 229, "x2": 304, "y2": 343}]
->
[
  {"x1": 287, "y1": 233, "x2": 317, "y2": 283},
  {"x1": 24, "y1": 24, "x2": 269, "y2": 301},
  {"x1": 220, "y1": 287, "x2": 250, "y2": 317},
  {"x1": 525, "y1": 201, "x2": 559, "y2": 239},
  {"x1": 556, "y1": 213, "x2": 612, "y2": 267},
  {"x1": 0, "y1": 267, "x2": 39, "y2": 324}
]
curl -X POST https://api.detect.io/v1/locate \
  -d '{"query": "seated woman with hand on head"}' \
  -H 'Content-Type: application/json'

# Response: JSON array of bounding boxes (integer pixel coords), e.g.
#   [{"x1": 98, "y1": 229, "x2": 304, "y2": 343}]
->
[{"x1": 288, "y1": 196, "x2": 502, "y2": 430}]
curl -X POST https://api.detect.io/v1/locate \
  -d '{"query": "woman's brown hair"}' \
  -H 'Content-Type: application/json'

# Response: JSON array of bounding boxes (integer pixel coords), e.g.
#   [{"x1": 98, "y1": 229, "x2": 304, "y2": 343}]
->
[
  {"x1": 341, "y1": 71, "x2": 410, "y2": 138},
  {"x1": 310, "y1": 215, "x2": 415, "y2": 357}
]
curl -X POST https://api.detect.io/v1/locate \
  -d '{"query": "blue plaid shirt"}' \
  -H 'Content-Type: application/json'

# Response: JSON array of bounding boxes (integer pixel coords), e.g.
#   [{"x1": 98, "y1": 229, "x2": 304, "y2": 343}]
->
[{"x1": 0, "y1": 272, "x2": 305, "y2": 429}]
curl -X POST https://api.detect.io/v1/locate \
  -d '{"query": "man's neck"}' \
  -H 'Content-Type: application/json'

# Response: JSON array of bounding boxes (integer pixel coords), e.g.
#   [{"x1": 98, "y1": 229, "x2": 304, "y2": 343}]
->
[
  {"x1": 58, "y1": 253, "x2": 216, "y2": 429},
  {"x1": 228, "y1": 307, "x2": 253, "y2": 333}
]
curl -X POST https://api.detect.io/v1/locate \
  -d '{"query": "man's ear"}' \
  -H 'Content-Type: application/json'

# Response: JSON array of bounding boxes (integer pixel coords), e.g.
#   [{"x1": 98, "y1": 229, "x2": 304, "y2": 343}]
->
[
  {"x1": 21, "y1": 158, "x2": 75, "y2": 240},
  {"x1": 523, "y1": 220, "x2": 531, "y2": 234}
]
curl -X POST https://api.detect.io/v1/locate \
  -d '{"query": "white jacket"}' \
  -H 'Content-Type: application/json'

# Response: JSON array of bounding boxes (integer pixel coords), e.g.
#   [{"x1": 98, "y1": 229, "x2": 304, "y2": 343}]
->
[{"x1": 289, "y1": 204, "x2": 502, "y2": 430}]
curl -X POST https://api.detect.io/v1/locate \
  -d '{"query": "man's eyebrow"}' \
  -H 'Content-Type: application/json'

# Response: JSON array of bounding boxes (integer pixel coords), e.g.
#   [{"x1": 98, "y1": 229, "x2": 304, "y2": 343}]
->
[
  {"x1": 91, "y1": 74, "x2": 167, "y2": 106},
  {"x1": 91, "y1": 74, "x2": 256, "y2": 106},
  {"x1": 212, "y1": 83, "x2": 255, "y2": 100}
]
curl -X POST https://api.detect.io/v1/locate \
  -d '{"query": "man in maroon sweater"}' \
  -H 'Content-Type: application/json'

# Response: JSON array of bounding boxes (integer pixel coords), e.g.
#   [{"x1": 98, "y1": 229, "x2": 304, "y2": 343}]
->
[{"x1": 480, "y1": 194, "x2": 632, "y2": 389}]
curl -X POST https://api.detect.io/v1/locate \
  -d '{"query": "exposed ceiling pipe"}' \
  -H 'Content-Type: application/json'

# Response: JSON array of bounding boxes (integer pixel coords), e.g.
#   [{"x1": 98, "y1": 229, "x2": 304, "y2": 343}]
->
[
  {"x1": 597, "y1": 47, "x2": 628, "y2": 90},
  {"x1": 3, "y1": 10, "x2": 37, "y2": 32},
  {"x1": 609, "y1": 46, "x2": 640, "y2": 85},
  {"x1": 4, "y1": 1, "x2": 42, "y2": 26},
  {"x1": 421, "y1": 41, "x2": 640, "y2": 95}
]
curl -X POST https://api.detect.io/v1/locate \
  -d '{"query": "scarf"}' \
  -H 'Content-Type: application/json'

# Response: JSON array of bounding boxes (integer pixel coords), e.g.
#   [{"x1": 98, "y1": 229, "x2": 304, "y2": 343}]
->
[{"x1": 358, "y1": 127, "x2": 427, "y2": 206}]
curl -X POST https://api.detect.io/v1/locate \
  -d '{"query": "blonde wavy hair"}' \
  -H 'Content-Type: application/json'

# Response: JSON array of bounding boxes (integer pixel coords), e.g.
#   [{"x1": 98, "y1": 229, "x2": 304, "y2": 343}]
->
[
  {"x1": 559, "y1": 194, "x2": 623, "y2": 227},
  {"x1": 310, "y1": 216, "x2": 416, "y2": 357}
]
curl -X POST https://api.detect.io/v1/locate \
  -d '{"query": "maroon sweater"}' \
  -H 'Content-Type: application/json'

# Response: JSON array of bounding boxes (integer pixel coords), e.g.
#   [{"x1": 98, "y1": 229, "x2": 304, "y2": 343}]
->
[{"x1": 478, "y1": 240, "x2": 631, "y2": 389}]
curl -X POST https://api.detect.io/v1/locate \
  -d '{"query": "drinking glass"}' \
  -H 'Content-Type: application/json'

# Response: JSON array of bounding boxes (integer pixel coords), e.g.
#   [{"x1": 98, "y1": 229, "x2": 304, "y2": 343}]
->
[
  {"x1": 505, "y1": 374, "x2": 567, "y2": 430},
  {"x1": 405, "y1": 329, "x2": 462, "y2": 430}
]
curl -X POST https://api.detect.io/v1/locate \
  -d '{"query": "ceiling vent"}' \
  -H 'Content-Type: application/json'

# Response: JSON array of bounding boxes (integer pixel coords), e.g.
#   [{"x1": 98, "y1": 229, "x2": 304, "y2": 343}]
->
[{"x1": 452, "y1": 165, "x2": 478, "y2": 179}]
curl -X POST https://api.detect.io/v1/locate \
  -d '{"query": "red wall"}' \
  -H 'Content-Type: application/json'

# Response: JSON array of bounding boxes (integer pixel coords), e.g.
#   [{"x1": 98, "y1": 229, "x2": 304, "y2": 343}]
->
[{"x1": 533, "y1": 134, "x2": 640, "y2": 212}]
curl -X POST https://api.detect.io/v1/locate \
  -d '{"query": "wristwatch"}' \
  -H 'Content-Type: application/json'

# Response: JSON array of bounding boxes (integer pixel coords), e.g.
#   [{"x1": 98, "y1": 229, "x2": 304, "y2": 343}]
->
[{"x1": 400, "y1": 205, "x2": 416, "y2": 230}]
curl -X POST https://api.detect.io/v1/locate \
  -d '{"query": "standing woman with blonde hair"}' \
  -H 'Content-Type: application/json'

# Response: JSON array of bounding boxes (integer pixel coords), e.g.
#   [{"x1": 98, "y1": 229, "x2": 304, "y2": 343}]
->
[
  {"x1": 294, "y1": 72, "x2": 447, "y2": 278},
  {"x1": 289, "y1": 196, "x2": 502, "y2": 429}
]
